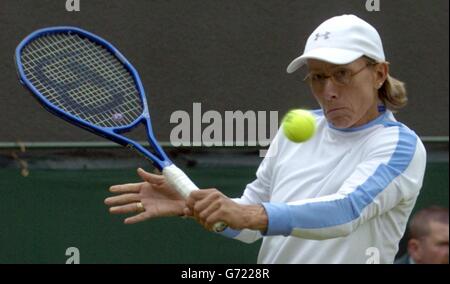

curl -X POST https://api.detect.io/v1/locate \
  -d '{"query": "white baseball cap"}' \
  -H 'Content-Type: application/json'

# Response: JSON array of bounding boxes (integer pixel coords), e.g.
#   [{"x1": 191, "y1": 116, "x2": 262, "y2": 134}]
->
[{"x1": 286, "y1": 14, "x2": 385, "y2": 73}]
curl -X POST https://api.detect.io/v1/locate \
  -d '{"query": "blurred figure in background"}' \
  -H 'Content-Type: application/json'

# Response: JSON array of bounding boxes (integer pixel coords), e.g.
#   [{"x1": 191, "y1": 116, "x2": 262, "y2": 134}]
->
[{"x1": 396, "y1": 206, "x2": 449, "y2": 264}]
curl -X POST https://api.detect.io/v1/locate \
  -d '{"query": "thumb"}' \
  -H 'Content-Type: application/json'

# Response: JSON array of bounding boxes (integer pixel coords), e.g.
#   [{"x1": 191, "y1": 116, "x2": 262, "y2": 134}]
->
[
  {"x1": 137, "y1": 168, "x2": 165, "y2": 184},
  {"x1": 183, "y1": 207, "x2": 193, "y2": 216}
]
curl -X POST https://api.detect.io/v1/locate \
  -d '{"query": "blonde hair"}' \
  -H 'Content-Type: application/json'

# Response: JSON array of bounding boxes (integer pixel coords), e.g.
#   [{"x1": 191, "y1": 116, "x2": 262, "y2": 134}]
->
[{"x1": 365, "y1": 57, "x2": 408, "y2": 112}]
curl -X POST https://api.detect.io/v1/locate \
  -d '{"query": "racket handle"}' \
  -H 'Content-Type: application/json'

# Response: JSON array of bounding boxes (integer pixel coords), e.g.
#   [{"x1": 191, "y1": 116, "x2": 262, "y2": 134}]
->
[
  {"x1": 163, "y1": 164, "x2": 198, "y2": 198},
  {"x1": 162, "y1": 164, "x2": 228, "y2": 232},
  {"x1": 212, "y1": 221, "x2": 228, "y2": 233}
]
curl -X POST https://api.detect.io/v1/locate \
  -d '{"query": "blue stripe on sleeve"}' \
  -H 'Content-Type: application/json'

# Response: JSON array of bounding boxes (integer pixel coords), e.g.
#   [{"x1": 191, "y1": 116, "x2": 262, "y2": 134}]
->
[{"x1": 263, "y1": 125, "x2": 418, "y2": 236}]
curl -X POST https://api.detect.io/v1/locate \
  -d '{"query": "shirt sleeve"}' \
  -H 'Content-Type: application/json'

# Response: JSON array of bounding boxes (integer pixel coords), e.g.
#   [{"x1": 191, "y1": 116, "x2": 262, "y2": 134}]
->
[{"x1": 261, "y1": 125, "x2": 427, "y2": 240}]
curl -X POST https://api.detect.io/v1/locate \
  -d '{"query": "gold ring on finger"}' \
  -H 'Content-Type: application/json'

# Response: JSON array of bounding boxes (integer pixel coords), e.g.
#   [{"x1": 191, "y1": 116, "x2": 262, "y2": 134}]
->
[{"x1": 136, "y1": 202, "x2": 145, "y2": 212}]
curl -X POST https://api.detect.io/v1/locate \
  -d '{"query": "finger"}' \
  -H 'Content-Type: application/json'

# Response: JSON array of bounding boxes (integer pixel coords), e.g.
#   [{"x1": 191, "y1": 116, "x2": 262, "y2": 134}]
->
[
  {"x1": 192, "y1": 191, "x2": 222, "y2": 217},
  {"x1": 198, "y1": 199, "x2": 222, "y2": 221},
  {"x1": 185, "y1": 189, "x2": 213, "y2": 210},
  {"x1": 109, "y1": 203, "x2": 142, "y2": 215},
  {"x1": 124, "y1": 212, "x2": 149, "y2": 224},
  {"x1": 186, "y1": 195, "x2": 195, "y2": 210},
  {"x1": 104, "y1": 193, "x2": 140, "y2": 206},
  {"x1": 137, "y1": 168, "x2": 165, "y2": 185},
  {"x1": 183, "y1": 207, "x2": 193, "y2": 216},
  {"x1": 188, "y1": 189, "x2": 211, "y2": 201},
  {"x1": 193, "y1": 199, "x2": 215, "y2": 224},
  {"x1": 109, "y1": 183, "x2": 142, "y2": 194}
]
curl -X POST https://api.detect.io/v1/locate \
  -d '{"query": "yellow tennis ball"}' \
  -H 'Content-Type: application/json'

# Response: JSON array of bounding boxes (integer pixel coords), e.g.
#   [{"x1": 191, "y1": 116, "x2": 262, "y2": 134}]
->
[{"x1": 282, "y1": 109, "x2": 316, "y2": 143}]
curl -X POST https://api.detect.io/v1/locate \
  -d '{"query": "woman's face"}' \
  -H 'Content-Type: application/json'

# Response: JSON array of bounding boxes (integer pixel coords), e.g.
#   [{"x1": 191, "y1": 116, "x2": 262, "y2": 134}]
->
[{"x1": 306, "y1": 58, "x2": 388, "y2": 128}]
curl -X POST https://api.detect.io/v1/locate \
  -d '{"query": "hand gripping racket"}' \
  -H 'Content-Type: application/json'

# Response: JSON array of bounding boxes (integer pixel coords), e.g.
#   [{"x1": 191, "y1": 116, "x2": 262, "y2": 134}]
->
[{"x1": 15, "y1": 26, "x2": 227, "y2": 233}]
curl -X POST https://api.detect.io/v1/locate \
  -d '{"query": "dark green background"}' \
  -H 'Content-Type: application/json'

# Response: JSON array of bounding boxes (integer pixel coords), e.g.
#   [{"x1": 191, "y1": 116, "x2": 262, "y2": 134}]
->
[
  {"x1": 1, "y1": 166, "x2": 262, "y2": 263},
  {"x1": 0, "y1": 161, "x2": 447, "y2": 264}
]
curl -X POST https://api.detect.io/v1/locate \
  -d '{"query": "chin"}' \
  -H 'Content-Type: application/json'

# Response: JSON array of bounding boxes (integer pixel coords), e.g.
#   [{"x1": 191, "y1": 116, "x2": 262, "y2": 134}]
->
[
  {"x1": 330, "y1": 120, "x2": 353, "y2": 129},
  {"x1": 326, "y1": 114, "x2": 354, "y2": 129}
]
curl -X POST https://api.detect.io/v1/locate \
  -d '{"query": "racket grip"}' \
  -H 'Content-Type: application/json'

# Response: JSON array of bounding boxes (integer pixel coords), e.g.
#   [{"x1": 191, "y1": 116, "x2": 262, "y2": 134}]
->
[
  {"x1": 162, "y1": 164, "x2": 228, "y2": 232},
  {"x1": 163, "y1": 164, "x2": 198, "y2": 198}
]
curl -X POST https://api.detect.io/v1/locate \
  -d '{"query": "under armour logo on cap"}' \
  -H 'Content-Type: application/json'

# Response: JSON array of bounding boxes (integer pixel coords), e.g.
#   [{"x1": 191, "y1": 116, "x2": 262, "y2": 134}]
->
[{"x1": 314, "y1": 32, "x2": 331, "y2": 41}]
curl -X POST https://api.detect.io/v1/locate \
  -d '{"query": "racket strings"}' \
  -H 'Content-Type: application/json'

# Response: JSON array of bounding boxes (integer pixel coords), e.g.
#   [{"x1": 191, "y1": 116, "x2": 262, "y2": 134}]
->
[{"x1": 20, "y1": 32, "x2": 143, "y2": 128}]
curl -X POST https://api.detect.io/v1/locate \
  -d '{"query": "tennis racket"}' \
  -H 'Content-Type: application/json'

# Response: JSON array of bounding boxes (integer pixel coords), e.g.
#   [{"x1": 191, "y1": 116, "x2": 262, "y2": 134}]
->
[{"x1": 15, "y1": 26, "x2": 227, "y2": 233}]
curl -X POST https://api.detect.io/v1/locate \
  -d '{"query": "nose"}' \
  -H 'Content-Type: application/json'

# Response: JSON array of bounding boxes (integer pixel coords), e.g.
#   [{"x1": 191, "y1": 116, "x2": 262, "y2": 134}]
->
[{"x1": 321, "y1": 78, "x2": 339, "y2": 101}]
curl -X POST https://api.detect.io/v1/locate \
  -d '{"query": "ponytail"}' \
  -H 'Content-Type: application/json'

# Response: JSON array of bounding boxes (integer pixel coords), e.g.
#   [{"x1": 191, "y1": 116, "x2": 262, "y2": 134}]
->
[
  {"x1": 364, "y1": 56, "x2": 408, "y2": 112},
  {"x1": 378, "y1": 75, "x2": 408, "y2": 112}
]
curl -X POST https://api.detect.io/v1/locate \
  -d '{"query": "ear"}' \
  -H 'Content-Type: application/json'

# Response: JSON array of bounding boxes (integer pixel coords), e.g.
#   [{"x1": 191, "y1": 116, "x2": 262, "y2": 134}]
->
[
  {"x1": 374, "y1": 62, "x2": 389, "y2": 89},
  {"x1": 407, "y1": 239, "x2": 422, "y2": 262}
]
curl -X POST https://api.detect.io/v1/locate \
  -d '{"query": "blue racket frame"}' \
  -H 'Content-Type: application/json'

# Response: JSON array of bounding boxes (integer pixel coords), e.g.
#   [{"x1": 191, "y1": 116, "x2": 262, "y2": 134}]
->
[{"x1": 15, "y1": 26, "x2": 172, "y2": 170}]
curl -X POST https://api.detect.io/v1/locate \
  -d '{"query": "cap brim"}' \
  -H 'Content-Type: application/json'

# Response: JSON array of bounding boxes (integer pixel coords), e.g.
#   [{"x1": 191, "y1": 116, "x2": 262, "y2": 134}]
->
[{"x1": 286, "y1": 48, "x2": 364, "y2": 73}]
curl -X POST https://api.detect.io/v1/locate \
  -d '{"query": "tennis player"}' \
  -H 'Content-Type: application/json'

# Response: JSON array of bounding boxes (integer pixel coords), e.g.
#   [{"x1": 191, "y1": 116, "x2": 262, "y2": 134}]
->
[{"x1": 105, "y1": 14, "x2": 427, "y2": 264}]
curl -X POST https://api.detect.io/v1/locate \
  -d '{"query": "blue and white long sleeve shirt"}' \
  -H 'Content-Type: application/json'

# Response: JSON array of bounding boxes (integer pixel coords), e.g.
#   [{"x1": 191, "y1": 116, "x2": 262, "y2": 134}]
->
[{"x1": 221, "y1": 109, "x2": 426, "y2": 264}]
